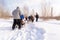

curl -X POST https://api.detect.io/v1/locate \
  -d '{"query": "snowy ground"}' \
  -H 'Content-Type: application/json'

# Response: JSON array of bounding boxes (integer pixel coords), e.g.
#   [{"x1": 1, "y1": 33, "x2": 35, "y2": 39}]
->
[{"x1": 0, "y1": 18, "x2": 60, "y2": 40}]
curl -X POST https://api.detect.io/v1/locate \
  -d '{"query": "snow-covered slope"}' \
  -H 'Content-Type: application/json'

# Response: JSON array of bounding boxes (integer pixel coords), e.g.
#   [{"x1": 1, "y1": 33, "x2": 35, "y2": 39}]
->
[
  {"x1": 0, "y1": 19, "x2": 45, "y2": 40},
  {"x1": 0, "y1": 19, "x2": 60, "y2": 40}
]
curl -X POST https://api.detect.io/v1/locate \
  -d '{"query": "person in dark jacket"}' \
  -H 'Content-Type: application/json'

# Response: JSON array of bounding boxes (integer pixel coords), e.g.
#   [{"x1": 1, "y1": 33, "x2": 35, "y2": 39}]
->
[
  {"x1": 35, "y1": 13, "x2": 39, "y2": 22},
  {"x1": 28, "y1": 15, "x2": 34, "y2": 22}
]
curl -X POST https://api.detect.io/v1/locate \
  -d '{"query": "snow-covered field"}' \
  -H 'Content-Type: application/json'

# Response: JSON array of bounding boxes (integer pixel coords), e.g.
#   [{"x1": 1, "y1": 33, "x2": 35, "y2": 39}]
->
[{"x1": 0, "y1": 18, "x2": 60, "y2": 40}]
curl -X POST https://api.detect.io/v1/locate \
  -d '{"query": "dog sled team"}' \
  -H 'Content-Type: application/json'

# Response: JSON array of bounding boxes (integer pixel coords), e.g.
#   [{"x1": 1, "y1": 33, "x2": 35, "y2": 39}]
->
[{"x1": 12, "y1": 7, "x2": 39, "y2": 30}]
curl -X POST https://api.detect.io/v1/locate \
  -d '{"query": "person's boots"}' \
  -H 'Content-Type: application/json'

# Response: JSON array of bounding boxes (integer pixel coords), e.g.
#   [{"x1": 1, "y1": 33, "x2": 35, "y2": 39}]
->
[
  {"x1": 36, "y1": 18, "x2": 38, "y2": 22},
  {"x1": 12, "y1": 26, "x2": 15, "y2": 30},
  {"x1": 18, "y1": 26, "x2": 21, "y2": 29},
  {"x1": 18, "y1": 24, "x2": 21, "y2": 29}
]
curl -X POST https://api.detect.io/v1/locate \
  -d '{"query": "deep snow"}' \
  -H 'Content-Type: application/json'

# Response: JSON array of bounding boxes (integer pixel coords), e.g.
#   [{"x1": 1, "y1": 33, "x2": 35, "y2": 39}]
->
[{"x1": 0, "y1": 18, "x2": 60, "y2": 40}]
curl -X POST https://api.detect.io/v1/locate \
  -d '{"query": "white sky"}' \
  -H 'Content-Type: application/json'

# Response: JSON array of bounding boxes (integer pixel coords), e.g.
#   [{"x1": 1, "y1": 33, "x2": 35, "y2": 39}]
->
[{"x1": 0, "y1": 0, "x2": 60, "y2": 16}]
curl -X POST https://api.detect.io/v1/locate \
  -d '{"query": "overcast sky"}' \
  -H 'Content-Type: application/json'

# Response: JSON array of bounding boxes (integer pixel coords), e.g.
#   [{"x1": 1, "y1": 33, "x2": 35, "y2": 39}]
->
[{"x1": 0, "y1": 0, "x2": 60, "y2": 16}]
